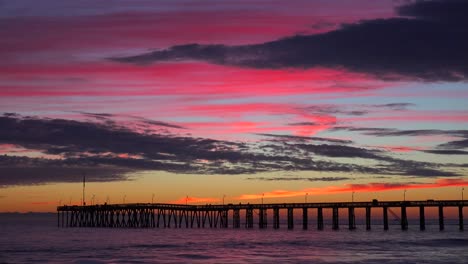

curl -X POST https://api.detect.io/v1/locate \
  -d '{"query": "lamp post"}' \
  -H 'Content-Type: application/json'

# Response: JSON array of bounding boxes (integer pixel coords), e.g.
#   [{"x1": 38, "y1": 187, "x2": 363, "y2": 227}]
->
[
  {"x1": 462, "y1": 187, "x2": 465, "y2": 201},
  {"x1": 91, "y1": 194, "x2": 95, "y2": 205},
  {"x1": 352, "y1": 191, "x2": 355, "y2": 203},
  {"x1": 261, "y1": 193, "x2": 264, "y2": 205},
  {"x1": 222, "y1": 194, "x2": 226, "y2": 205},
  {"x1": 403, "y1": 189, "x2": 407, "y2": 201},
  {"x1": 305, "y1": 193, "x2": 308, "y2": 203}
]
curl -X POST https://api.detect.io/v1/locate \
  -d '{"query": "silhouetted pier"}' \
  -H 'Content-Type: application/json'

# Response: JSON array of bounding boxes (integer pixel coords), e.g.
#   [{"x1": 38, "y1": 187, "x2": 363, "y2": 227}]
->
[{"x1": 57, "y1": 200, "x2": 466, "y2": 231}]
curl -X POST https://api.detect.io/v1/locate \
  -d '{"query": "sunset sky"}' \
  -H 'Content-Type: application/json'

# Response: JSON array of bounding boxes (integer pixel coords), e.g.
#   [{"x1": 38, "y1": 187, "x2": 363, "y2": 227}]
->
[{"x1": 1, "y1": 0, "x2": 467, "y2": 213}]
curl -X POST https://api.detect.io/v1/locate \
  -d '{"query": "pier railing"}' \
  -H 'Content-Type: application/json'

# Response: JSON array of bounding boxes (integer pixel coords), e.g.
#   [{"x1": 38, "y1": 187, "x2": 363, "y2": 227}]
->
[{"x1": 57, "y1": 200, "x2": 467, "y2": 231}]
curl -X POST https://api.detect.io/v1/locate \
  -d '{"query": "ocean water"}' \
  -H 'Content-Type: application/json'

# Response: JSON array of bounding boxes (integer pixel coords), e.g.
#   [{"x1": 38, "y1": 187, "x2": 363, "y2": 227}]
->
[{"x1": 1, "y1": 214, "x2": 468, "y2": 263}]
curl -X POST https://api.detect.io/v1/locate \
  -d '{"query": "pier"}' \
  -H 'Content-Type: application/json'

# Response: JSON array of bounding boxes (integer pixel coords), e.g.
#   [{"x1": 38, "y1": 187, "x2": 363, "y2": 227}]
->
[{"x1": 57, "y1": 200, "x2": 467, "y2": 230}]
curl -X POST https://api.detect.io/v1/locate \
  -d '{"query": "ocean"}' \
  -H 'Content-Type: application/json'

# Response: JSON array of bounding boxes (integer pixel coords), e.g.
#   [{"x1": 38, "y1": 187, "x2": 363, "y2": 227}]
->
[{"x1": 1, "y1": 213, "x2": 467, "y2": 263}]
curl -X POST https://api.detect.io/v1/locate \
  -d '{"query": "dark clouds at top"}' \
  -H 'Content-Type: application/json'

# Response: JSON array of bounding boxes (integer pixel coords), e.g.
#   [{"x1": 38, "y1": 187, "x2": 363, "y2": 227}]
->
[
  {"x1": 112, "y1": 0, "x2": 468, "y2": 82},
  {"x1": 0, "y1": 113, "x2": 463, "y2": 186}
]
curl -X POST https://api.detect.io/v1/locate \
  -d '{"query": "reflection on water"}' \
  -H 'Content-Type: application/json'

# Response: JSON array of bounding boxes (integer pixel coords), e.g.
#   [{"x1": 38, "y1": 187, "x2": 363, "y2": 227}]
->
[{"x1": 1, "y1": 214, "x2": 467, "y2": 263}]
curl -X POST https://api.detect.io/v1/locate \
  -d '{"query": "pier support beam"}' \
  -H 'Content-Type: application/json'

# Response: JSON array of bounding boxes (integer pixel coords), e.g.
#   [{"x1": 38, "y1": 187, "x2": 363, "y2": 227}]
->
[
  {"x1": 317, "y1": 208, "x2": 324, "y2": 230},
  {"x1": 332, "y1": 207, "x2": 339, "y2": 230},
  {"x1": 401, "y1": 206, "x2": 408, "y2": 230},
  {"x1": 302, "y1": 208, "x2": 308, "y2": 230},
  {"x1": 419, "y1": 206, "x2": 425, "y2": 231},
  {"x1": 220, "y1": 210, "x2": 228, "y2": 228},
  {"x1": 233, "y1": 209, "x2": 240, "y2": 228},
  {"x1": 439, "y1": 206, "x2": 444, "y2": 231},
  {"x1": 273, "y1": 207, "x2": 280, "y2": 229},
  {"x1": 383, "y1": 207, "x2": 389, "y2": 231},
  {"x1": 365, "y1": 207, "x2": 371, "y2": 230},
  {"x1": 348, "y1": 207, "x2": 356, "y2": 230},
  {"x1": 287, "y1": 208, "x2": 294, "y2": 230},
  {"x1": 459, "y1": 206, "x2": 464, "y2": 231}
]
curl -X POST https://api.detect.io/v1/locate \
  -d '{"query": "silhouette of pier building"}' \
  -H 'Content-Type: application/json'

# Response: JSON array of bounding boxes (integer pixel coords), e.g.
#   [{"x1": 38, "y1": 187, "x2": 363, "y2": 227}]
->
[{"x1": 57, "y1": 200, "x2": 466, "y2": 231}]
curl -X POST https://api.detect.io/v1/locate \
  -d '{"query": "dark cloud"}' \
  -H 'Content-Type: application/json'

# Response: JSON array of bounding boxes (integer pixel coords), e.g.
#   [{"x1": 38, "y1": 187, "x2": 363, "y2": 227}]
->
[
  {"x1": 402, "y1": 168, "x2": 459, "y2": 177},
  {"x1": 332, "y1": 126, "x2": 468, "y2": 138},
  {"x1": 246, "y1": 176, "x2": 350, "y2": 182},
  {"x1": 423, "y1": 149, "x2": 468, "y2": 155},
  {"x1": 397, "y1": 0, "x2": 467, "y2": 23},
  {"x1": 437, "y1": 139, "x2": 468, "y2": 150},
  {"x1": 134, "y1": 118, "x2": 186, "y2": 130},
  {"x1": 288, "y1": 122, "x2": 317, "y2": 126},
  {"x1": 300, "y1": 105, "x2": 368, "y2": 116},
  {"x1": 0, "y1": 113, "x2": 461, "y2": 186},
  {"x1": 372, "y1": 103, "x2": 415, "y2": 110},
  {"x1": 112, "y1": 0, "x2": 468, "y2": 81},
  {"x1": 257, "y1": 133, "x2": 353, "y2": 144},
  {"x1": 75, "y1": 111, "x2": 186, "y2": 130},
  {"x1": 0, "y1": 155, "x2": 133, "y2": 187},
  {"x1": 293, "y1": 143, "x2": 385, "y2": 160}
]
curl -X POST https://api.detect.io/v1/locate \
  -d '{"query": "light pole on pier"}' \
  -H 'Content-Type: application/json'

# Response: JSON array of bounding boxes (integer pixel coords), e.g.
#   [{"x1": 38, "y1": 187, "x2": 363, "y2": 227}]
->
[
  {"x1": 462, "y1": 187, "x2": 465, "y2": 201},
  {"x1": 404, "y1": 189, "x2": 407, "y2": 201},
  {"x1": 91, "y1": 194, "x2": 95, "y2": 205},
  {"x1": 305, "y1": 193, "x2": 308, "y2": 203},
  {"x1": 352, "y1": 191, "x2": 355, "y2": 203},
  {"x1": 262, "y1": 193, "x2": 264, "y2": 205},
  {"x1": 222, "y1": 194, "x2": 226, "y2": 205}
]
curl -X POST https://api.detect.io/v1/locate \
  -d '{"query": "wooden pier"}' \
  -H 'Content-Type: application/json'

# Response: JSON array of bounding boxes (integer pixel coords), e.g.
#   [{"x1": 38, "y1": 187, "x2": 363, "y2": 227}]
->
[{"x1": 57, "y1": 200, "x2": 467, "y2": 230}]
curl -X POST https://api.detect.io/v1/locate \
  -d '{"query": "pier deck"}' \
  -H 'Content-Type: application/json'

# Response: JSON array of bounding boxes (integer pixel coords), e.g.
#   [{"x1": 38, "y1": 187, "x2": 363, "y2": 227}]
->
[{"x1": 57, "y1": 200, "x2": 467, "y2": 230}]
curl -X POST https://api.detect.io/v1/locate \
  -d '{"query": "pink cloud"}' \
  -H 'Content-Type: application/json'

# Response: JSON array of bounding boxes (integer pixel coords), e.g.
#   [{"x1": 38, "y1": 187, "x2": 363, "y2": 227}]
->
[
  {"x1": 0, "y1": 62, "x2": 382, "y2": 98},
  {"x1": 1, "y1": 3, "x2": 394, "y2": 61}
]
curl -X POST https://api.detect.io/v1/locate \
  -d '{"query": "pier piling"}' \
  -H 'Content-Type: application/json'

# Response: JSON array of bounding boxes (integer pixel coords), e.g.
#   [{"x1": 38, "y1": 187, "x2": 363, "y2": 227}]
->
[
  {"x1": 287, "y1": 208, "x2": 294, "y2": 229},
  {"x1": 365, "y1": 207, "x2": 371, "y2": 230},
  {"x1": 332, "y1": 207, "x2": 339, "y2": 230},
  {"x1": 317, "y1": 208, "x2": 324, "y2": 230},
  {"x1": 246, "y1": 207, "x2": 254, "y2": 228},
  {"x1": 401, "y1": 206, "x2": 408, "y2": 230},
  {"x1": 302, "y1": 208, "x2": 308, "y2": 230},
  {"x1": 273, "y1": 207, "x2": 280, "y2": 229},
  {"x1": 439, "y1": 206, "x2": 444, "y2": 231},
  {"x1": 419, "y1": 206, "x2": 425, "y2": 231},
  {"x1": 348, "y1": 207, "x2": 356, "y2": 230},
  {"x1": 459, "y1": 205, "x2": 464, "y2": 231},
  {"x1": 383, "y1": 207, "x2": 389, "y2": 231}
]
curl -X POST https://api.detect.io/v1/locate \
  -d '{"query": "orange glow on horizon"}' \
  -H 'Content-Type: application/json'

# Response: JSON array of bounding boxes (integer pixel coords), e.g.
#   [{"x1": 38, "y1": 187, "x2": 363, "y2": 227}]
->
[
  {"x1": 237, "y1": 178, "x2": 468, "y2": 200},
  {"x1": 170, "y1": 196, "x2": 220, "y2": 204}
]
